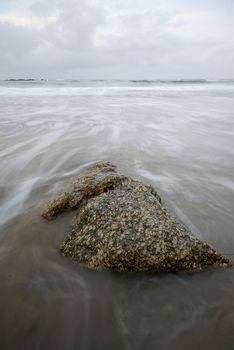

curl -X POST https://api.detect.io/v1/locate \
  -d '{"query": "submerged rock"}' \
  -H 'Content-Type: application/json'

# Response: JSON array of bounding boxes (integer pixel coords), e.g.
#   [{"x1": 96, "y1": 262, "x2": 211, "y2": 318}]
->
[{"x1": 42, "y1": 162, "x2": 230, "y2": 272}]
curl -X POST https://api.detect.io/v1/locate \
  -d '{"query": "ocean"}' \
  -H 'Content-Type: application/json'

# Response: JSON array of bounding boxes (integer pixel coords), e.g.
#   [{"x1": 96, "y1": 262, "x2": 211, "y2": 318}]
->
[{"x1": 0, "y1": 79, "x2": 234, "y2": 349}]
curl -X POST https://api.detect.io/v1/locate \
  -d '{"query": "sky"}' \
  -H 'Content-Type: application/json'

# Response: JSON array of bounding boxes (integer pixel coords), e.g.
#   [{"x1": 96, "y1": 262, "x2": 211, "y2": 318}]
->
[{"x1": 0, "y1": 0, "x2": 234, "y2": 79}]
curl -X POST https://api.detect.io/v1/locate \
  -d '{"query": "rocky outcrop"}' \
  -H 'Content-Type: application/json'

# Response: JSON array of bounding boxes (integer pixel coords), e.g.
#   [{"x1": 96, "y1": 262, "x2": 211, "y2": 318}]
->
[{"x1": 42, "y1": 162, "x2": 230, "y2": 272}]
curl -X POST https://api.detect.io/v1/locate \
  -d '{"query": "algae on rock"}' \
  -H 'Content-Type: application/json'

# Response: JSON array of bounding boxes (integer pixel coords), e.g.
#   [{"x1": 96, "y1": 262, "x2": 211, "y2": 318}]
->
[{"x1": 42, "y1": 162, "x2": 230, "y2": 272}]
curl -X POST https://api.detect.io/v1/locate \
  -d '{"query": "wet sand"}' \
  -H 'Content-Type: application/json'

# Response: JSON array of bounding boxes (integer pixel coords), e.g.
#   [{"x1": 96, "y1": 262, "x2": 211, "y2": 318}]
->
[{"x1": 0, "y1": 80, "x2": 234, "y2": 349}]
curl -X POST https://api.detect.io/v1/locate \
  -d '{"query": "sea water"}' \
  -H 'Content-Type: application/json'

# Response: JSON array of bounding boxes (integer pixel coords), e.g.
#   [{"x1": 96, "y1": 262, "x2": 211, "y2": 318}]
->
[{"x1": 0, "y1": 80, "x2": 234, "y2": 350}]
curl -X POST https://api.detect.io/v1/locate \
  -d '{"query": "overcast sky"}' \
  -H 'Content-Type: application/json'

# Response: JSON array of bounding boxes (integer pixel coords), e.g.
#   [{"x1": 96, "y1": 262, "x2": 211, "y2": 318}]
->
[{"x1": 0, "y1": 0, "x2": 234, "y2": 79}]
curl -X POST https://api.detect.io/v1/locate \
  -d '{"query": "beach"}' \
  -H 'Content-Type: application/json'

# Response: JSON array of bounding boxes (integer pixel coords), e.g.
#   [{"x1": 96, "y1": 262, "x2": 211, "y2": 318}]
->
[{"x1": 0, "y1": 79, "x2": 234, "y2": 349}]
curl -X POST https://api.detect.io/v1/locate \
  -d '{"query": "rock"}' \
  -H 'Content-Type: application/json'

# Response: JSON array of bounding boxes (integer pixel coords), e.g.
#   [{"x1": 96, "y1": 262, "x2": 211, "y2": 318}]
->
[{"x1": 42, "y1": 162, "x2": 231, "y2": 272}]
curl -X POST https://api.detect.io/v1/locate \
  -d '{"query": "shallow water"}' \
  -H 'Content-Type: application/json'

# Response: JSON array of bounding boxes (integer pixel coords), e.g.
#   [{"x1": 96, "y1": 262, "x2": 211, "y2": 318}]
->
[{"x1": 0, "y1": 80, "x2": 234, "y2": 350}]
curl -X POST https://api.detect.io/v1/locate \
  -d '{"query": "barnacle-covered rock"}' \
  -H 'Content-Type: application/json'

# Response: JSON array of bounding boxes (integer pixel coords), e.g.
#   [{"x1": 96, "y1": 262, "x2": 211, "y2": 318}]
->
[{"x1": 42, "y1": 162, "x2": 230, "y2": 272}]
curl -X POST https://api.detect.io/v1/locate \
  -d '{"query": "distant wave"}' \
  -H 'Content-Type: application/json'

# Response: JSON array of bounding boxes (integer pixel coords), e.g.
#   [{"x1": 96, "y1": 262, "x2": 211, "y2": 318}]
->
[
  {"x1": 170, "y1": 79, "x2": 208, "y2": 84},
  {"x1": 2, "y1": 78, "x2": 234, "y2": 85},
  {"x1": 5, "y1": 78, "x2": 47, "y2": 82},
  {"x1": 129, "y1": 79, "x2": 234, "y2": 84}
]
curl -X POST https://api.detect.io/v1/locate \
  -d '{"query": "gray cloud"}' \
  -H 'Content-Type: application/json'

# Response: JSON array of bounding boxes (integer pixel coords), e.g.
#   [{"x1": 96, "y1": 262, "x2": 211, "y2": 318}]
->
[
  {"x1": 0, "y1": 22, "x2": 39, "y2": 57},
  {"x1": 31, "y1": 0, "x2": 105, "y2": 50},
  {"x1": 0, "y1": 0, "x2": 233, "y2": 79}
]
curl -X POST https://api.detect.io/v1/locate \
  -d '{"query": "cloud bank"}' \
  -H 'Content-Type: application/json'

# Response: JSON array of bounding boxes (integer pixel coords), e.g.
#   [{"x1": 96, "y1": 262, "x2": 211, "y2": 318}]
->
[{"x1": 0, "y1": 0, "x2": 233, "y2": 79}]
